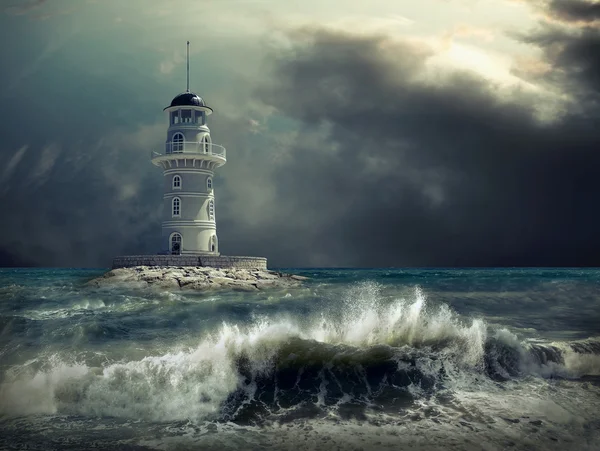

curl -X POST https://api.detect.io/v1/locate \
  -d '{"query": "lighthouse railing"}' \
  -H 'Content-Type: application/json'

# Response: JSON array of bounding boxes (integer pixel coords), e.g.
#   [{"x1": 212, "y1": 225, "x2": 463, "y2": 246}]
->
[
  {"x1": 152, "y1": 142, "x2": 227, "y2": 160},
  {"x1": 164, "y1": 141, "x2": 226, "y2": 158}
]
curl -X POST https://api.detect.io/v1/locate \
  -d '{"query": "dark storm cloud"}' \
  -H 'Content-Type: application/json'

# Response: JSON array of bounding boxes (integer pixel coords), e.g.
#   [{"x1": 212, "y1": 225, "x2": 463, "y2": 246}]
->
[
  {"x1": 520, "y1": 1, "x2": 600, "y2": 97},
  {"x1": 0, "y1": 15, "x2": 166, "y2": 267},
  {"x1": 516, "y1": 0, "x2": 600, "y2": 101},
  {"x1": 546, "y1": 0, "x2": 600, "y2": 23},
  {"x1": 520, "y1": 26, "x2": 600, "y2": 99},
  {"x1": 245, "y1": 20, "x2": 600, "y2": 267},
  {"x1": 0, "y1": 130, "x2": 163, "y2": 267}
]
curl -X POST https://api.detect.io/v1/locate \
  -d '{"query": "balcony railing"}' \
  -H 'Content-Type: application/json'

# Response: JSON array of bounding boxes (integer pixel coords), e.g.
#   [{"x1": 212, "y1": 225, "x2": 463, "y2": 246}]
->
[
  {"x1": 166, "y1": 141, "x2": 226, "y2": 157},
  {"x1": 151, "y1": 141, "x2": 227, "y2": 162}
]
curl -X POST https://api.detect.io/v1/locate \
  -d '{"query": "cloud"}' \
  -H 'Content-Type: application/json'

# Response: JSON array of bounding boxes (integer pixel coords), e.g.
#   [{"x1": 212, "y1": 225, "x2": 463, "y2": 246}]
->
[
  {"x1": 546, "y1": 0, "x2": 600, "y2": 23},
  {"x1": 1, "y1": 145, "x2": 28, "y2": 186},
  {"x1": 1, "y1": 0, "x2": 600, "y2": 268},
  {"x1": 3, "y1": 0, "x2": 46, "y2": 16},
  {"x1": 3, "y1": 0, "x2": 82, "y2": 20},
  {"x1": 0, "y1": 26, "x2": 81, "y2": 95},
  {"x1": 159, "y1": 51, "x2": 185, "y2": 75},
  {"x1": 0, "y1": 125, "x2": 164, "y2": 267},
  {"x1": 517, "y1": 2, "x2": 600, "y2": 100},
  {"x1": 242, "y1": 23, "x2": 600, "y2": 267},
  {"x1": 30, "y1": 143, "x2": 61, "y2": 186},
  {"x1": 442, "y1": 24, "x2": 496, "y2": 46}
]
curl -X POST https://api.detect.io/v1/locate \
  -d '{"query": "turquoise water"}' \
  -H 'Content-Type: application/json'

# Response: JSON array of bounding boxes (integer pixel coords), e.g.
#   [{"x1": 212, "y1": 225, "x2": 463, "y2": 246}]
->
[{"x1": 0, "y1": 268, "x2": 599, "y2": 450}]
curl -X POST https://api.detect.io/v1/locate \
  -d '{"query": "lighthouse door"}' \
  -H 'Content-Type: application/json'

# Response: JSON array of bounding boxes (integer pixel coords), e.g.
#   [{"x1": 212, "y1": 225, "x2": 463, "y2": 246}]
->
[{"x1": 170, "y1": 233, "x2": 182, "y2": 255}]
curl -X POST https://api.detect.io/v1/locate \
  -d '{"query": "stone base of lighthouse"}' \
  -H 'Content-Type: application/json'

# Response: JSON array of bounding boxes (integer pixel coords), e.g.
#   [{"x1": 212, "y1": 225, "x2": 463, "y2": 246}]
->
[{"x1": 112, "y1": 255, "x2": 267, "y2": 270}]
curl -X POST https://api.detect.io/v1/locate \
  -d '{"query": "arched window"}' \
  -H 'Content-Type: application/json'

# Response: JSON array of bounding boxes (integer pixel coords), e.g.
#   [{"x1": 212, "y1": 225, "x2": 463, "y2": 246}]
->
[
  {"x1": 208, "y1": 199, "x2": 214, "y2": 220},
  {"x1": 207, "y1": 177, "x2": 212, "y2": 191},
  {"x1": 172, "y1": 175, "x2": 181, "y2": 190},
  {"x1": 170, "y1": 232, "x2": 182, "y2": 254},
  {"x1": 172, "y1": 197, "x2": 181, "y2": 217},
  {"x1": 172, "y1": 133, "x2": 184, "y2": 153},
  {"x1": 202, "y1": 135, "x2": 209, "y2": 153},
  {"x1": 210, "y1": 235, "x2": 217, "y2": 253}
]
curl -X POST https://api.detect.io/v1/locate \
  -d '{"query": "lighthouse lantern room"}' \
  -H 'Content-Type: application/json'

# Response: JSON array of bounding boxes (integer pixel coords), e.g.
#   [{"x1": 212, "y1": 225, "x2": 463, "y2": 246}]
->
[{"x1": 151, "y1": 41, "x2": 225, "y2": 255}]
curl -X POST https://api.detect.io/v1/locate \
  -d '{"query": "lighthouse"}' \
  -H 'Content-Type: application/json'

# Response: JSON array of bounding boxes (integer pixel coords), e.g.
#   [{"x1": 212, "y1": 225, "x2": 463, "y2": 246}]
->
[
  {"x1": 112, "y1": 42, "x2": 266, "y2": 270},
  {"x1": 151, "y1": 42, "x2": 225, "y2": 256}
]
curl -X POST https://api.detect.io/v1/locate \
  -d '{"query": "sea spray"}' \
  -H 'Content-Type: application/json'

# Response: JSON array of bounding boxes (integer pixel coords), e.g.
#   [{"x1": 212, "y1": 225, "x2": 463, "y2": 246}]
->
[
  {"x1": 0, "y1": 283, "x2": 598, "y2": 422},
  {"x1": 0, "y1": 285, "x2": 536, "y2": 422}
]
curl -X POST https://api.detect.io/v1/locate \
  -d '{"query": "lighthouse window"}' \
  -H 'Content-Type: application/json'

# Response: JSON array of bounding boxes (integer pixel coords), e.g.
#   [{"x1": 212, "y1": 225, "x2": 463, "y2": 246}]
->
[
  {"x1": 172, "y1": 133, "x2": 184, "y2": 153},
  {"x1": 172, "y1": 197, "x2": 181, "y2": 217},
  {"x1": 172, "y1": 175, "x2": 181, "y2": 190},
  {"x1": 208, "y1": 199, "x2": 214, "y2": 220},
  {"x1": 207, "y1": 177, "x2": 212, "y2": 190},
  {"x1": 195, "y1": 111, "x2": 204, "y2": 125},
  {"x1": 170, "y1": 111, "x2": 179, "y2": 125},
  {"x1": 181, "y1": 109, "x2": 192, "y2": 123}
]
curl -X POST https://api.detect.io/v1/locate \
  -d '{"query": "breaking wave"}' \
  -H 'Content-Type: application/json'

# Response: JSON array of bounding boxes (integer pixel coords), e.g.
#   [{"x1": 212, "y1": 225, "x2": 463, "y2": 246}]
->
[{"x1": 1, "y1": 284, "x2": 598, "y2": 424}]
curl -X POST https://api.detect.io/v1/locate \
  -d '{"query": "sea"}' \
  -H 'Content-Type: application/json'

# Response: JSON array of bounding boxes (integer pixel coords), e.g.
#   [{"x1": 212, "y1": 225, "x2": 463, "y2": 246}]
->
[{"x1": 0, "y1": 267, "x2": 599, "y2": 451}]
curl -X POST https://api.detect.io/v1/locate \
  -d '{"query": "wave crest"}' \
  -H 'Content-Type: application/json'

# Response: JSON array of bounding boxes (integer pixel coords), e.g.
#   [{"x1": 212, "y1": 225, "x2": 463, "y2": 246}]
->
[{"x1": 1, "y1": 284, "x2": 598, "y2": 423}]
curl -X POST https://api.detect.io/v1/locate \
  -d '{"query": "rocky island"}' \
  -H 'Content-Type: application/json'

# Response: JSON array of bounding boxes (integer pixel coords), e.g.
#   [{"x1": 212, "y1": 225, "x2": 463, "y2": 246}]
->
[{"x1": 88, "y1": 266, "x2": 308, "y2": 291}]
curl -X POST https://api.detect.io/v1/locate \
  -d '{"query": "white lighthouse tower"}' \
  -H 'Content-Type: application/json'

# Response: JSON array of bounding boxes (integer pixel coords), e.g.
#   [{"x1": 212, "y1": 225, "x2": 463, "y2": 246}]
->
[{"x1": 151, "y1": 42, "x2": 225, "y2": 256}]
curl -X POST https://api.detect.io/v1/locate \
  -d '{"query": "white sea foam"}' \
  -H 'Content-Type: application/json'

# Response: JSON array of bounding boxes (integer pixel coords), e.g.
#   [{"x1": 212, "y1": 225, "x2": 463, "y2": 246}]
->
[
  {"x1": 563, "y1": 351, "x2": 600, "y2": 376},
  {"x1": 307, "y1": 284, "x2": 487, "y2": 367},
  {"x1": 17, "y1": 295, "x2": 157, "y2": 320}
]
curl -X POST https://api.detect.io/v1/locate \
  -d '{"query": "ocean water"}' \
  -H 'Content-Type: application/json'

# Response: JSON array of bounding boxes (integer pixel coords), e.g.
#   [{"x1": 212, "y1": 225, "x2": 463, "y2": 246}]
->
[{"x1": 0, "y1": 268, "x2": 599, "y2": 451}]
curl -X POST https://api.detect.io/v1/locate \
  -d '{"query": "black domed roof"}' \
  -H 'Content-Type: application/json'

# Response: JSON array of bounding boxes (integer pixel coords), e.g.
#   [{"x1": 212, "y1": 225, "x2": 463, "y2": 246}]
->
[{"x1": 165, "y1": 92, "x2": 207, "y2": 109}]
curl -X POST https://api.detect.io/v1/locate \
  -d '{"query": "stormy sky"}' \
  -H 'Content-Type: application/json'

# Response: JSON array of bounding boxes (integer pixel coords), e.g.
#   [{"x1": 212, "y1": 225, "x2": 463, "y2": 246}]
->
[{"x1": 0, "y1": 0, "x2": 599, "y2": 268}]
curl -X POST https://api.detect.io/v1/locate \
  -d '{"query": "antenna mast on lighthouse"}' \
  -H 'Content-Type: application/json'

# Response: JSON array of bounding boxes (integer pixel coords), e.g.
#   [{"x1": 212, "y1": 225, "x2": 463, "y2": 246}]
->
[{"x1": 186, "y1": 41, "x2": 190, "y2": 93}]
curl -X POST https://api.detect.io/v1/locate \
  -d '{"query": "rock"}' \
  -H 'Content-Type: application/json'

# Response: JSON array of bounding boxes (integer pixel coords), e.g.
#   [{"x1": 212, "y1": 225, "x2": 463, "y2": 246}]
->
[
  {"x1": 256, "y1": 272, "x2": 280, "y2": 280},
  {"x1": 87, "y1": 265, "x2": 308, "y2": 291},
  {"x1": 502, "y1": 418, "x2": 520, "y2": 424}
]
